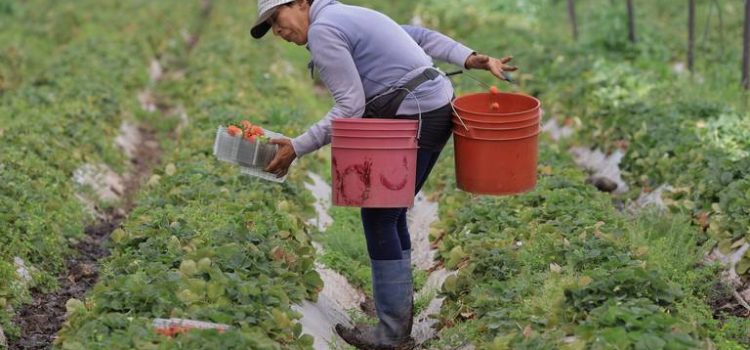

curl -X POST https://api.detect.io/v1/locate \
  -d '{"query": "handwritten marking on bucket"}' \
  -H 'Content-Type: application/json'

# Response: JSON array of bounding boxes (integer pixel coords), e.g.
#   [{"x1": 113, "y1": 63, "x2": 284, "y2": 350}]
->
[
  {"x1": 331, "y1": 119, "x2": 418, "y2": 207},
  {"x1": 451, "y1": 89, "x2": 541, "y2": 195},
  {"x1": 380, "y1": 156, "x2": 410, "y2": 191},
  {"x1": 332, "y1": 157, "x2": 373, "y2": 206}
]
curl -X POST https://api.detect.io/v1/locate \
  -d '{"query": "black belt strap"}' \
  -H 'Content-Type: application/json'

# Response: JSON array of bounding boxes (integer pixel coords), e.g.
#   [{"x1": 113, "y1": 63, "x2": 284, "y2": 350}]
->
[
  {"x1": 363, "y1": 68, "x2": 441, "y2": 118},
  {"x1": 400, "y1": 67, "x2": 441, "y2": 93}
]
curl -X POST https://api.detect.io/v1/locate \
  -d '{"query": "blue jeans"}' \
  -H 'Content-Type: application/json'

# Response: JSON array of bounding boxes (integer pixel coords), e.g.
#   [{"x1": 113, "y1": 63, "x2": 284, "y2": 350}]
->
[
  {"x1": 361, "y1": 147, "x2": 444, "y2": 260},
  {"x1": 360, "y1": 102, "x2": 452, "y2": 260}
]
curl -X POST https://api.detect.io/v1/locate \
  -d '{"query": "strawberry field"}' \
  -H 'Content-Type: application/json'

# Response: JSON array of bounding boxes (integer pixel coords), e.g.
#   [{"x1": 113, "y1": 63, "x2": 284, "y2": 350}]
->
[{"x1": 1, "y1": 0, "x2": 749, "y2": 349}]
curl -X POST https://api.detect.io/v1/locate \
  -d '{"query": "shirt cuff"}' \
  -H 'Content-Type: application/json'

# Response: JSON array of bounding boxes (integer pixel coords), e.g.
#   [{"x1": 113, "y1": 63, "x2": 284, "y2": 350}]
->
[
  {"x1": 291, "y1": 131, "x2": 319, "y2": 158},
  {"x1": 448, "y1": 44, "x2": 476, "y2": 68}
]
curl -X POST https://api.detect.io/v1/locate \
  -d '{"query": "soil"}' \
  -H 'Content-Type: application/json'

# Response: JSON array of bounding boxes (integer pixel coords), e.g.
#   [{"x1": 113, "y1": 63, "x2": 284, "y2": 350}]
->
[{"x1": 9, "y1": 127, "x2": 161, "y2": 350}]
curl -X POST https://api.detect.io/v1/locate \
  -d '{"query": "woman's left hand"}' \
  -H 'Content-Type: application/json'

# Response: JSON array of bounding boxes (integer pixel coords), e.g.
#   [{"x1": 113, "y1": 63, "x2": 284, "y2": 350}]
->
[
  {"x1": 265, "y1": 138, "x2": 297, "y2": 178},
  {"x1": 465, "y1": 54, "x2": 518, "y2": 81}
]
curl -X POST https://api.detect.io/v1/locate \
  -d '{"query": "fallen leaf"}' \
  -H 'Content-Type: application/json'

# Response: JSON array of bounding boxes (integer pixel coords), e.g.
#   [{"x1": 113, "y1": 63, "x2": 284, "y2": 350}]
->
[
  {"x1": 550, "y1": 263, "x2": 562, "y2": 273},
  {"x1": 696, "y1": 212, "x2": 710, "y2": 231},
  {"x1": 633, "y1": 246, "x2": 649, "y2": 258},
  {"x1": 579, "y1": 276, "x2": 593, "y2": 286},
  {"x1": 593, "y1": 221, "x2": 605, "y2": 238},
  {"x1": 614, "y1": 139, "x2": 630, "y2": 150},
  {"x1": 731, "y1": 238, "x2": 747, "y2": 249},
  {"x1": 460, "y1": 311, "x2": 475, "y2": 319},
  {"x1": 147, "y1": 174, "x2": 161, "y2": 186},
  {"x1": 523, "y1": 325, "x2": 533, "y2": 338},
  {"x1": 269, "y1": 246, "x2": 285, "y2": 262},
  {"x1": 540, "y1": 165, "x2": 553, "y2": 175}
]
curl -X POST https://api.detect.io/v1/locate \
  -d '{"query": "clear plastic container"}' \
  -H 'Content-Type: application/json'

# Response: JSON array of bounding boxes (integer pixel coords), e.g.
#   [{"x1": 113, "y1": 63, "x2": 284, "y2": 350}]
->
[{"x1": 213, "y1": 126, "x2": 292, "y2": 183}]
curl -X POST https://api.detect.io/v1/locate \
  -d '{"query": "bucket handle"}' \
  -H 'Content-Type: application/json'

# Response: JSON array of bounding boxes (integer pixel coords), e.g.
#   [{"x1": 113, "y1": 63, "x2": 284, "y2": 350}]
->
[
  {"x1": 364, "y1": 88, "x2": 423, "y2": 142},
  {"x1": 444, "y1": 68, "x2": 516, "y2": 137},
  {"x1": 449, "y1": 100, "x2": 472, "y2": 135}
]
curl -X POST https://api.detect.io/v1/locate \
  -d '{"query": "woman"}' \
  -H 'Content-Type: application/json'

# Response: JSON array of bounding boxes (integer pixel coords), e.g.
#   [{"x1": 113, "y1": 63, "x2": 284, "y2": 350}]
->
[{"x1": 253, "y1": 0, "x2": 516, "y2": 348}]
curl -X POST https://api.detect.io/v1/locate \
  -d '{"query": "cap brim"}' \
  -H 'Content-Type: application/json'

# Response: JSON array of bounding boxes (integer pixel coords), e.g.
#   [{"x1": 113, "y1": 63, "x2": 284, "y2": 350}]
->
[
  {"x1": 251, "y1": 21, "x2": 272, "y2": 39},
  {"x1": 250, "y1": 2, "x2": 286, "y2": 39}
]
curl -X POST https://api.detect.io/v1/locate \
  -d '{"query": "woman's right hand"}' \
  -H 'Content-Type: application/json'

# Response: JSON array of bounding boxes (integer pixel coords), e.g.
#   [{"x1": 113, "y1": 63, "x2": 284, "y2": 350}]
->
[{"x1": 464, "y1": 53, "x2": 518, "y2": 81}]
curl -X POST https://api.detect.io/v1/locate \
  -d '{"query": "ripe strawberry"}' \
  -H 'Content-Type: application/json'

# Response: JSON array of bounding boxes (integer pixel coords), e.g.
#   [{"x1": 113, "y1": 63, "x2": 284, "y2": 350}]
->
[
  {"x1": 227, "y1": 125, "x2": 242, "y2": 136},
  {"x1": 250, "y1": 125, "x2": 264, "y2": 136},
  {"x1": 489, "y1": 86, "x2": 499, "y2": 94},
  {"x1": 240, "y1": 120, "x2": 253, "y2": 131}
]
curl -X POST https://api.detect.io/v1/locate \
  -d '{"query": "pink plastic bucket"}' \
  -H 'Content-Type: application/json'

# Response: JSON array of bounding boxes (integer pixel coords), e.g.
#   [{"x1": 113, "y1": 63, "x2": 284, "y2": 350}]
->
[
  {"x1": 332, "y1": 129, "x2": 417, "y2": 137},
  {"x1": 332, "y1": 118, "x2": 418, "y2": 130},
  {"x1": 331, "y1": 119, "x2": 418, "y2": 208},
  {"x1": 331, "y1": 135, "x2": 417, "y2": 148}
]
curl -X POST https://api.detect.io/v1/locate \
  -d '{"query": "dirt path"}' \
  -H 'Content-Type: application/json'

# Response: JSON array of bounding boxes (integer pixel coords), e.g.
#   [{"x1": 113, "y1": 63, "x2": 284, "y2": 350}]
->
[
  {"x1": 10, "y1": 127, "x2": 161, "y2": 350},
  {"x1": 298, "y1": 171, "x2": 452, "y2": 348},
  {"x1": 9, "y1": 3, "x2": 214, "y2": 346}
]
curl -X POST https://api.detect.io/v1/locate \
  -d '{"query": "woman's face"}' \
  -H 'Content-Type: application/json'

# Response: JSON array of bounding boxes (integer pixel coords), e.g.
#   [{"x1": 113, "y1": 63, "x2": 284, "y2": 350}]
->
[{"x1": 269, "y1": 1, "x2": 310, "y2": 45}]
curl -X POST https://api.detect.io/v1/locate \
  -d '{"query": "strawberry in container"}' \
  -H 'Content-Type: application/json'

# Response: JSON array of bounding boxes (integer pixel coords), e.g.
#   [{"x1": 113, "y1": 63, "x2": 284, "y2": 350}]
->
[{"x1": 213, "y1": 119, "x2": 292, "y2": 183}]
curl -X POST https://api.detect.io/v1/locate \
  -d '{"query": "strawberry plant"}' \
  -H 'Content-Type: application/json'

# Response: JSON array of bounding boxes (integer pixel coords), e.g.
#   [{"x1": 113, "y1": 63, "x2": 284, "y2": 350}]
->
[
  {"x1": 0, "y1": 0, "x2": 204, "y2": 337},
  {"x1": 57, "y1": 0, "x2": 331, "y2": 347}
]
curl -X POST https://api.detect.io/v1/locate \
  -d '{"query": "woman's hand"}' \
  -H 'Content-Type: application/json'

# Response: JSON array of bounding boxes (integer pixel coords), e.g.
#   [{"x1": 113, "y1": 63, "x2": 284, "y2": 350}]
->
[
  {"x1": 465, "y1": 54, "x2": 518, "y2": 81},
  {"x1": 265, "y1": 138, "x2": 297, "y2": 178}
]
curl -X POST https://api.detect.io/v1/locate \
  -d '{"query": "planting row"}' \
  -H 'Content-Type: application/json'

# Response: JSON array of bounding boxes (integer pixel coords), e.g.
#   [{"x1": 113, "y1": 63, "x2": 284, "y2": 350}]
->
[
  {"x1": 0, "y1": 0, "x2": 206, "y2": 339},
  {"x1": 387, "y1": 0, "x2": 750, "y2": 348},
  {"x1": 56, "y1": 0, "x2": 333, "y2": 348},
  {"x1": 429, "y1": 142, "x2": 741, "y2": 348}
]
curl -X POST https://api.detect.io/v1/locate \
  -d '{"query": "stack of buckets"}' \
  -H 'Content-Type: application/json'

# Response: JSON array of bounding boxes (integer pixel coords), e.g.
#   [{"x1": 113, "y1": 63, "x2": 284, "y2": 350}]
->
[
  {"x1": 329, "y1": 89, "x2": 541, "y2": 208},
  {"x1": 451, "y1": 90, "x2": 541, "y2": 195},
  {"x1": 331, "y1": 119, "x2": 419, "y2": 207}
]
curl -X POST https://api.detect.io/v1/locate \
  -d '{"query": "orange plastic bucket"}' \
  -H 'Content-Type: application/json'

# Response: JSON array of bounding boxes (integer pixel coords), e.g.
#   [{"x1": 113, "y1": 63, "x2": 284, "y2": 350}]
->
[
  {"x1": 331, "y1": 119, "x2": 418, "y2": 207},
  {"x1": 452, "y1": 117, "x2": 539, "y2": 131},
  {"x1": 452, "y1": 115, "x2": 540, "y2": 129},
  {"x1": 452, "y1": 129, "x2": 540, "y2": 195},
  {"x1": 453, "y1": 92, "x2": 540, "y2": 123},
  {"x1": 452, "y1": 91, "x2": 541, "y2": 195},
  {"x1": 453, "y1": 122, "x2": 539, "y2": 139}
]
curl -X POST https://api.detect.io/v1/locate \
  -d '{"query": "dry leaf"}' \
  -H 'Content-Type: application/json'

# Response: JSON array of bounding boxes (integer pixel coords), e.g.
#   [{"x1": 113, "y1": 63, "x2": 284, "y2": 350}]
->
[
  {"x1": 165, "y1": 163, "x2": 176, "y2": 176},
  {"x1": 696, "y1": 212, "x2": 710, "y2": 231},
  {"x1": 633, "y1": 246, "x2": 649, "y2": 258},
  {"x1": 523, "y1": 325, "x2": 533, "y2": 338},
  {"x1": 460, "y1": 311, "x2": 475, "y2": 320},
  {"x1": 550, "y1": 263, "x2": 562, "y2": 273},
  {"x1": 540, "y1": 165, "x2": 553, "y2": 175},
  {"x1": 579, "y1": 276, "x2": 593, "y2": 286}
]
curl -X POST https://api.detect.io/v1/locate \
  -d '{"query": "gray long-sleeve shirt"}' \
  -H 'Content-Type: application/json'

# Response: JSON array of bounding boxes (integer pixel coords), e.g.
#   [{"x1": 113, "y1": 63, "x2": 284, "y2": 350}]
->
[{"x1": 292, "y1": 0, "x2": 474, "y2": 157}]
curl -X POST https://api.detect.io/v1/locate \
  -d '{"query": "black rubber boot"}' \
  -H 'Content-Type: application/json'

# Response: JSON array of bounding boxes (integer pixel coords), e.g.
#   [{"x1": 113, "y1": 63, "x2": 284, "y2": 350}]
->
[
  {"x1": 360, "y1": 249, "x2": 412, "y2": 318},
  {"x1": 336, "y1": 250, "x2": 415, "y2": 349},
  {"x1": 335, "y1": 323, "x2": 416, "y2": 350}
]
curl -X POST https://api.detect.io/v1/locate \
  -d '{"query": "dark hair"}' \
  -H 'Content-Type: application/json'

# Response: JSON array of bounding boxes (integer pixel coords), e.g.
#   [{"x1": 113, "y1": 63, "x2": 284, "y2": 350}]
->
[{"x1": 307, "y1": 0, "x2": 314, "y2": 4}]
